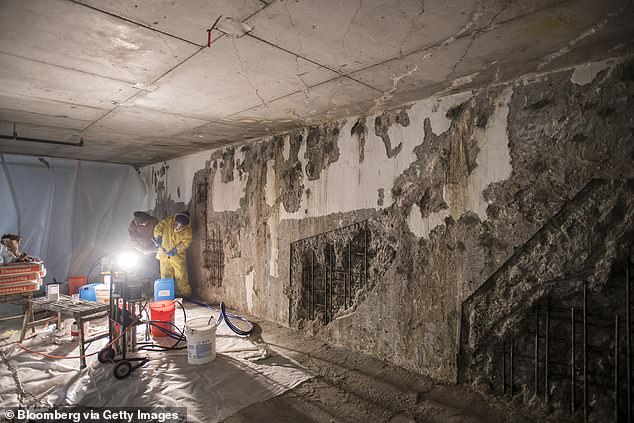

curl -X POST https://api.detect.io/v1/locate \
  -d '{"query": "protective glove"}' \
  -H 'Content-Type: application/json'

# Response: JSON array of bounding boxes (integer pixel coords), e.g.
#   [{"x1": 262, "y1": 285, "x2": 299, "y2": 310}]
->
[
  {"x1": 167, "y1": 248, "x2": 178, "y2": 257},
  {"x1": 155, "y1": 236, "x2": 163, "y2": 247}
]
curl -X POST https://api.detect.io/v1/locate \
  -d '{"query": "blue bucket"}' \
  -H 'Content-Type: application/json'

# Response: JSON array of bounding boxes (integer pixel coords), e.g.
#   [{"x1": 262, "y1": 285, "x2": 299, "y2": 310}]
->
[
  {"x1": 79, "y1": 283, "x2": 103, "y2": 301},
  {"x1": 154, "y1": 278, "x2": 175, "y2": 302}
]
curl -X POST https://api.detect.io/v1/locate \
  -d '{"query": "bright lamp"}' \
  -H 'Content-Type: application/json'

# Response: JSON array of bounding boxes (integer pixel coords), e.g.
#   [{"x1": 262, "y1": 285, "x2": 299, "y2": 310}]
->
[{"x1": 117, "y1": 251, "x2": 139, "y2": 270}]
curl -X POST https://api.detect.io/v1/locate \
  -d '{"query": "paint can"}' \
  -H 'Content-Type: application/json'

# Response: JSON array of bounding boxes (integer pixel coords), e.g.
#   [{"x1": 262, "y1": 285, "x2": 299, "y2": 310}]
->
[{"x1": 185, "y1": 317, "x2": 218, "y2": 365}]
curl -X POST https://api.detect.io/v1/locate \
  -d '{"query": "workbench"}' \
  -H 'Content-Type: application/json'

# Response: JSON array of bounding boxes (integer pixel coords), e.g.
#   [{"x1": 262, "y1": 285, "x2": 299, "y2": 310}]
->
[
  {"x1": 0, "y1": 292, "x2": 32, "y2": 324},
  {"x1": 21, "y1": 294, "x2": 109, "y2": 368}
]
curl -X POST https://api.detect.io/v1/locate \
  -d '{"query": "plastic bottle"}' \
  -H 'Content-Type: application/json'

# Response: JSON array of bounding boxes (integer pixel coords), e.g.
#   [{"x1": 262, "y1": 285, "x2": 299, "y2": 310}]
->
[{"x1": 71, "y1": 321, "x2": 79, "y2": 340}]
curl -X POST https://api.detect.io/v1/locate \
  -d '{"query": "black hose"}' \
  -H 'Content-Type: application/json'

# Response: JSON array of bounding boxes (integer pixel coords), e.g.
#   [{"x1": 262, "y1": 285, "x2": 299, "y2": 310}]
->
[
  {"x1": 220, "y1": 302, "x2": 254, "y2": 336},
  {"x1": 173, "y1": 299, "x2": 187, "y2": 323},
  {"x1": 144, "y1": 320, "x2": 186, "y2": 342},
  {"x1": 181, "y1": 298, "x2": 253, "y2": 336},
  {"x1": 138, "y1": 344, "x2": 187, "y2": 351},
  {"x1": 183, "y1": 298, "x2": 223, "y2": 326},
  {"x1": 150, "y1": 320, "x2": 185, "y2": 338},
  {"x1": 137, "y1": 322, "x2": 187, "y2": 352}
]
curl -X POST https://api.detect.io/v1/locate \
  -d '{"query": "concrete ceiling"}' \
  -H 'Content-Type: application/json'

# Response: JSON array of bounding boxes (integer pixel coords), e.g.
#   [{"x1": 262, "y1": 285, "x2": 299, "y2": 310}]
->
[{"x1": 0, "y1": 0, "x2": 632, "y2": 167}]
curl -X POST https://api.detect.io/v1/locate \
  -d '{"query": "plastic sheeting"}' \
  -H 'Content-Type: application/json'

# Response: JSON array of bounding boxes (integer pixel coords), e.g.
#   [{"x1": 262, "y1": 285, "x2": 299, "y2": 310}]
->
[
  {"x1": 0, "y1": 304, "x2": 314, "y2": 422},
  {"x1": 0, "y1": 153, "x2": 148, "y2": 284}
]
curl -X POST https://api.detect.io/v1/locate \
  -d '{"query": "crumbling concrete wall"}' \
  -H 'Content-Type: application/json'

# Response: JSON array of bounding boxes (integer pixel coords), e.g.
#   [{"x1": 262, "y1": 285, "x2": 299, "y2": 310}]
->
[{"x1": 140, "y1": 57, "x2": 634, "y2": 383}]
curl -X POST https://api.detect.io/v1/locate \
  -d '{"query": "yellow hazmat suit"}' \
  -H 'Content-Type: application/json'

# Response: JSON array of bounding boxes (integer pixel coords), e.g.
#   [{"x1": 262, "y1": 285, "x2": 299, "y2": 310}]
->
[{"x1": 154, "y1": 215, "x2": 193, "y2": 296}]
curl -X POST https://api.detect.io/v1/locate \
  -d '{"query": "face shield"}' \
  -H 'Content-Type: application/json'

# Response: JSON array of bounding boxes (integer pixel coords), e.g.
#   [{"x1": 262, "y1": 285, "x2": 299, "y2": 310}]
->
[{"x1": 174, "y1": 222, "x2": 186, "y2": 232}]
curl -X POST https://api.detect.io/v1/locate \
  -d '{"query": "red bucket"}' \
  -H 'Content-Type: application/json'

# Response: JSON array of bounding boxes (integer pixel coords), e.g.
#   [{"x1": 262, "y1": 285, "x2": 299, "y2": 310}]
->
[{"x1": 150, "y1": 300, "x2": 175, "y2": 338}]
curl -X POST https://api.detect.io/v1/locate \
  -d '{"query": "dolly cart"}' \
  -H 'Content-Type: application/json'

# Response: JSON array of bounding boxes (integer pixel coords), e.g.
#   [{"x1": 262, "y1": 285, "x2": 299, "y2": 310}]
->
[{"x1": 97, "y1": 272, "x2": 151, "y2": 379}]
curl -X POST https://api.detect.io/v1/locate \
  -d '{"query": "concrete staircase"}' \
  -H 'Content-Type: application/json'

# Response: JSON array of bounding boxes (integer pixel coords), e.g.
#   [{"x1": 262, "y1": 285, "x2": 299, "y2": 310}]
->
[{"x1": 458, "y1": 179, "x2": 634, "y2": 419}]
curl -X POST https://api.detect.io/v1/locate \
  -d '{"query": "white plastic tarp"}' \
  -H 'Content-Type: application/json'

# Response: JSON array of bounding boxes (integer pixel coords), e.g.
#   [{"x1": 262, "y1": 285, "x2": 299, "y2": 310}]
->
[
  {"x1": 0, "y1": 304, "x2": 314, "y2": 423},
  {"x1": 0, "y1": 153, "x2": 148, "y2": 284}
]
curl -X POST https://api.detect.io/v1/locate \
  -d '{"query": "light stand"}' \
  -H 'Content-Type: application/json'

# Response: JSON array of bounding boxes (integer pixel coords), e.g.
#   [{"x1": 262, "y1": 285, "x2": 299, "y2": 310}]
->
[{"x1": 98, "y1": 250, "x2": 151, "y2": 379}]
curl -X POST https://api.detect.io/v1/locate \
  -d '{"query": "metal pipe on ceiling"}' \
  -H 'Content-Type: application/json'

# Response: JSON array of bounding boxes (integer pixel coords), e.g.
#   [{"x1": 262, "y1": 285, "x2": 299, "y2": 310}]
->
[{"x1": 1, "y1": 124, "x2": 84, "y2": 147}]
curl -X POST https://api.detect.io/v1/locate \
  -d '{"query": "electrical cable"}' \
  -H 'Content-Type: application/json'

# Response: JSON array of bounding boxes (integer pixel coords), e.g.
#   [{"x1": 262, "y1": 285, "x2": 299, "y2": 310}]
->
[
  {"x1": 220, "y1": 302, "x2": 254, "y2": 336},
  {"x1": 146, "y1": 321, "x2": 185, "y2": 341},
  {"x1": 85, "y1": 249, "x2": 116, "y2": 284},
  {"x1": 186, "y1": 298, "x2": 252, "y2": 335},
  {"x1": 137, "y1": 321, "x2": 186, "y2": 351},
  {"x1": 137, "y1": 344, "x2": 186, "y2": 352},
  {"x1": 16, "y1": 315, "x2": 139, "y2": 360},
  {"x1": 184, "y1": 298, "x2": 223, "y2": 326},
  {"x1": 173, "y1": 299, "x2": 187, "y2": 323}
]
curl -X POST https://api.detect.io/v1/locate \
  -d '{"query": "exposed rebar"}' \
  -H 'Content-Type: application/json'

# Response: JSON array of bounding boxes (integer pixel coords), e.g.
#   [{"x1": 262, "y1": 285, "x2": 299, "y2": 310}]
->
[
  {"x1": 311, "y1": 250, "x2": 314, "y2": 320},
  {"x1": 584, "y1": 283, "x2": 588, "y2": 423},
  {"x1": 614, "y1": 315, "x2": 619, "y2": 423},
  {"x1": 572, "y1": 306, "x2": 576, "y2": 417},
  {"x1": 347, "y1": 243, "x2": 351, "y2": 309},
  {"x1": 535, "y1": 304, "x2": 540, "y2": 398},
  {"x1": 510, "y1": 339, "x2": 515, "y2": 397},
  {"x1": 627, "y1": 260, "x2": 631, "y2": 423},
  {"x1": 545, "y1": 300, "x2": 550, "y2": 403},
  {"x1": 503, "y1": 343, "x2": 506, "y2": 396}
]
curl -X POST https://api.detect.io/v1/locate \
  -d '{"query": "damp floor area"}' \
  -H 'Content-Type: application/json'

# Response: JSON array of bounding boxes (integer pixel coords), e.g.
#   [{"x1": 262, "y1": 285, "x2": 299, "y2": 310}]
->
[{"x1": 0, "y1": 300, "x2": 540, "y2": 423}]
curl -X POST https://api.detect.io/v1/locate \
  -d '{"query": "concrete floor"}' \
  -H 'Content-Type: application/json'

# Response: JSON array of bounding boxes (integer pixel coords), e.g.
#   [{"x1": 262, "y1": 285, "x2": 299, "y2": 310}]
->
[
  {"x1": 224, "y1": 320, "x2": 538, "y2": 423},
  {"x1": 0, "y1": 302, "x2": 538, "y2": 423}
]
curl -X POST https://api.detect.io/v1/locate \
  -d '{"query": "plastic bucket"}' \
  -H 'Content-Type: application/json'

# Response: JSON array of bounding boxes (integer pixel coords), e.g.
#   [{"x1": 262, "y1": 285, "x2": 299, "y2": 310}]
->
[
  {"x1": 79, "y1": 283, "x2": 103, "y2": 301},
  {"x1": 150, "y1": 300, "x2": 175, "y2": 338},
  {"x1": 95, "y1": 287, "x2": 109, "y2": 303},
  {"x1": 154, "y1": 278, "x2": 175, "y2": 302},
  {"x1": 185, "y1": 317, "x2": 218, "y2": 365},
  {"x1": 69, "y1": 276, "x2": 87, "y2": 295}
]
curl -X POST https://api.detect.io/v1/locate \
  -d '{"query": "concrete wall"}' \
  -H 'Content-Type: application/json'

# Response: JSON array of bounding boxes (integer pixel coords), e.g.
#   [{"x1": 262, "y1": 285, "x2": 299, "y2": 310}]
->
[{"x1": 140, "y1": 56, "x2": 634, "y2": 382}]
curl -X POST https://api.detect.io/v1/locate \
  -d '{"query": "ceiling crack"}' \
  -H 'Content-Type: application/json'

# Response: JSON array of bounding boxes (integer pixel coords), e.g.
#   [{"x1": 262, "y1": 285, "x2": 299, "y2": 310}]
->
[
  {"x1": 231, "y1": 37, "x2": 267, "y2": 108},
  {"x1": 282, "y1": 0, "x2": 304, "y2": 56},
  {"x1": 448, "y1": 0, "x2": 512, "y2": 80},
  {"x1": 372, "y1": 65, "x2": 419, "y2": 111},
  {"x1": 156, "y1": 32, "x2": 176, "y2": 60},
  {"x1": 441, "y1": 9, "x2": 482, "y2": 48},
  {"x1": 342, "y1": 0, "x2": 362, "y2": 55},
  {"x1": 448, "y1": 35, "x2": 476, "y2": 80},
  {"x1": 327, "y1": 81, "x2": 339, "y2": 107},
  {"x1": 295, "y1": 57, "x2": 312, "y2": 111},
  {"x1": 246, "y1": 33, "x2": 381, "y2": 92},
  {"x1": 398, "y1": 0, "x2": 425, "y2": 59}
]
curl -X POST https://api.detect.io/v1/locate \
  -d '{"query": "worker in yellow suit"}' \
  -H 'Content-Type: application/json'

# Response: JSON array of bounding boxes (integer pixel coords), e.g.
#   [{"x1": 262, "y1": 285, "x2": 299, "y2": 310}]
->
[{"x1": 153, "y1": 212, "x2": 193, "y2": 297}]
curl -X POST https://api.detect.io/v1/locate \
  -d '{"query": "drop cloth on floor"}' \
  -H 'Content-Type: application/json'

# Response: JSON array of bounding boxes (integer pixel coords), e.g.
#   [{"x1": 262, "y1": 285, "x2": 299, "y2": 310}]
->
[{"x1": 0, "y1": 303, "x2": 314, "y2": 423}]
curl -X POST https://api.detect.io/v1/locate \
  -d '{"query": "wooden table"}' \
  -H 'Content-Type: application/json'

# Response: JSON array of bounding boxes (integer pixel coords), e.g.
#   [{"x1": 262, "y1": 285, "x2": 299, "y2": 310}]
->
[
  {"x1": 21, "y1": 294, "x2": 109, "y2": 368},
  {"x1": 0, "y1": 292, "x2": 33, "y2": 324}
]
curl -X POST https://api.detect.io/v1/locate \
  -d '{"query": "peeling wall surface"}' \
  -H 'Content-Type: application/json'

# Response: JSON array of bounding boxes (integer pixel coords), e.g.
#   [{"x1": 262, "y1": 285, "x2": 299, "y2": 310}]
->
[{"x1": 141, "y1": 56, "x2": 634, "y2": 383}]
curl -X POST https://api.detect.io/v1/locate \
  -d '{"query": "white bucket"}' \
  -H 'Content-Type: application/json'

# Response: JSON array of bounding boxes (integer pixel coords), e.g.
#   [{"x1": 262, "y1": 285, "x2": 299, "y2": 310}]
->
[
  {"x1": 95, "y1": 287, "x2": 110, "y2": 303},
  {"x1": 185, "y1": 317, "x2": 218, "y2": 365}
]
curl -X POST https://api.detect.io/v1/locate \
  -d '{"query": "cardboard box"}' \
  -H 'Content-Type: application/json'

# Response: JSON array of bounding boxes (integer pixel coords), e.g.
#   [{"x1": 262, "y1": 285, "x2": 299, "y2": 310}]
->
[
  {"x1": 0, "y1": 272, "x2": 41, "y2": 286},
  {"x1": 0, "y1": 263, "x2": 45, "y2": 277},
  {"x1": 0, "y1": 282, "x2": 39, "y2": 295}
]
